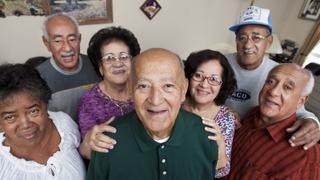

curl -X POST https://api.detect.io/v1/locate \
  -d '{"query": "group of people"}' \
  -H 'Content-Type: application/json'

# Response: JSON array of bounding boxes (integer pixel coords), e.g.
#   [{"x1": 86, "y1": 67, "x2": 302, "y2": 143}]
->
[{"x1": 0, "y1": 5, "x2": 319, "y2": 180}]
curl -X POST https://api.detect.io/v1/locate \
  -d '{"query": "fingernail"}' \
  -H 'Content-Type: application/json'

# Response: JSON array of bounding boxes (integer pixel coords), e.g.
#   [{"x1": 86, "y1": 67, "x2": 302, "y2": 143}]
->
[
  {"x1": 110, "y1": 145, "x2": 114, "y2": 149},
  {"x1": 291, "y1": 136, "x2": 296, "y2": 140},
  {"x1": 303, "y1": 146, "x2": 308, "y2": 150}
]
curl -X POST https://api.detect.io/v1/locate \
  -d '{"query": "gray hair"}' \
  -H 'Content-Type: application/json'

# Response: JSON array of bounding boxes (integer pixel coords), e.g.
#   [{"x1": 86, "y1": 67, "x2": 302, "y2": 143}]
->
[{"x1": 42, "y1": 13, "x2": 79, "y2": 40}]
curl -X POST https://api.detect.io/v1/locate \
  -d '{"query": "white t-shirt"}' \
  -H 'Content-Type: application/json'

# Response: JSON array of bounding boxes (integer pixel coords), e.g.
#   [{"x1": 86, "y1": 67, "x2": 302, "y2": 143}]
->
[
  {"x1": 0, "y1": 111, "x2": 85, "y2": 180},
  {"x1": 225, "y1": 53, "x2": 318, "y2": 122}
]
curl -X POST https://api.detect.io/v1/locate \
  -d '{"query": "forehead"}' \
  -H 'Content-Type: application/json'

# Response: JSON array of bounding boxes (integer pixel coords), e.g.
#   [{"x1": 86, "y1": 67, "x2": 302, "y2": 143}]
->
[
  {"x1": 269, "y1": 66, "x2": 308, "y2": 85},
  {"x1": 0, "y1": 93, "x2": 40, "y2": 110},
  {"x1": 134, "y1": 52, "x2": 181, "y2": 81},
  {"x1": 47, "y1": 17, "x2": 77, "y2": 35},
  {"x1": 101, "y1": 41, "x2": 129, "y2": 53},
  {"x1": 237, "y1": 24, "x2": 269, "y2": 34},
  {"x1": 197, "y1": 60, "x2": 223, "y2": 73}
]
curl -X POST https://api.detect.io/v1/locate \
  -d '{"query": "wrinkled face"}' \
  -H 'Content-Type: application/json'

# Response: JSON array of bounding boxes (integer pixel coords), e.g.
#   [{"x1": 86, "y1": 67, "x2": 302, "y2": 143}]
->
[
  {"x1": 259, "y1": 65, "x2": 308, "y2": 122},
  {"x1": 132, "y1": 51, "x2": 188, "y2": 139},
  {"x1": 99, "y1": 41, "x2": 131, "y2": 87},
  {"x1": 236, "y1": 25, "x2": 273, "y2": 70},
  {"x1": 190, "y1": 60, "x2": 223, "y2": 106},
  {"x1": 43, "y1": 16, "x2": 81, "y2": 72},
  {"x1": 0, "y1": 93, "x2": 49, "y2": 147}
]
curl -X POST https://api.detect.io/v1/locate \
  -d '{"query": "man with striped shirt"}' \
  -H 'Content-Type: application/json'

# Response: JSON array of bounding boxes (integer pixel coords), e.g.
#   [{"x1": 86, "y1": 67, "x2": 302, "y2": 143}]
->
[{"x1": 224, "y1": 64, "x2": 320, "y2": 179}]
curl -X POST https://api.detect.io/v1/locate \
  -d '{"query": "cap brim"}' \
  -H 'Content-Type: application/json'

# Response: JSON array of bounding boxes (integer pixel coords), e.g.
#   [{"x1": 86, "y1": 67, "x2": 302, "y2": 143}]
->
[{"x1": 229, "y1": 21, "x2": 272, "y2": 32}]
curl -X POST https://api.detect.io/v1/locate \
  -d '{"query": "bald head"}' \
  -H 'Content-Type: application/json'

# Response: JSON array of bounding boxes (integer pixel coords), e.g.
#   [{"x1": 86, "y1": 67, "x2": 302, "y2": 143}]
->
[
  {"x1": 131, "y1": 48, "x2": 186, "y2": 84},
  {"x1": 259, "y1": 63, "x2": 314, "y2": 122}
]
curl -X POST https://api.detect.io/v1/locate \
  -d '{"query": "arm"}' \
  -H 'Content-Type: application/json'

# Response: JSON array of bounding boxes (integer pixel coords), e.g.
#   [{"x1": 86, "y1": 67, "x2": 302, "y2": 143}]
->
[
  {"x1": 79, "y1": 118, "x2": 117, "y2": 159},
  {"x1": 286, "y1": 106, "x2": 320, "y2": 150}
]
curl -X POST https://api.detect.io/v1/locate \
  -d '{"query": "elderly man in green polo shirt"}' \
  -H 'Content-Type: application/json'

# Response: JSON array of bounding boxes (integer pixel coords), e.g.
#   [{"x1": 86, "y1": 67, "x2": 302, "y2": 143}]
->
[{"x1": 86, "y1": 48, "x2": 218, "y2": 180}]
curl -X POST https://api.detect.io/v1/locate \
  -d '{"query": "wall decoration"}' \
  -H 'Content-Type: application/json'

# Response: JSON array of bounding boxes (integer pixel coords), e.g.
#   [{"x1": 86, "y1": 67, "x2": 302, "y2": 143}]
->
[
  {"x1": 44, "y1": 0, "x2": 113, "y2": 25},
  {"x1": 140, "y1": 0, "x2": 161, "y2": 20},
  {"x1": 0, "y1": 0, "x2": 46, "y2": 17},
  {"x1": 299, "y1": 0, "x2": 320, "y2": 21}
]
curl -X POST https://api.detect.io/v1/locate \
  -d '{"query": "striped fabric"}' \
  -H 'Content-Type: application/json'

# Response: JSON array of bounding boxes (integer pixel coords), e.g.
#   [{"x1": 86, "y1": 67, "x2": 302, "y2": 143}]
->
[{"x1": 223, "y1": 107, "x2": 320, "y2": 180}]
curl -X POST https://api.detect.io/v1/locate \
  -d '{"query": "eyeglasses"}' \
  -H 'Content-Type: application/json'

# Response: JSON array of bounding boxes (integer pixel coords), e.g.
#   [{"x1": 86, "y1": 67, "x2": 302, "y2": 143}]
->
[
  {"x1": 192, "y1": 72, "x2": 222, "y2": 86},
  {"x1": 101, "y1": 52, "x2": 132, "y2": 64},
  {"x1": 236, "y1": 34, "x2": 270, "y2": 43}
]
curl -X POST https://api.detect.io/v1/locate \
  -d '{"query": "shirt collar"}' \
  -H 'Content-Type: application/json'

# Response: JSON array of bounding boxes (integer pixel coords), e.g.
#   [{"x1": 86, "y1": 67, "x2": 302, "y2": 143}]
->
[
  {"x1": 251, "y1": 108, "x2": 297, "y2": 142},
  {"x1": 132, "y1": 108, "x2": 186, "y2": 152},
  {"x1": 50, "y1": 55, "x2": 82, "y2": 75}
]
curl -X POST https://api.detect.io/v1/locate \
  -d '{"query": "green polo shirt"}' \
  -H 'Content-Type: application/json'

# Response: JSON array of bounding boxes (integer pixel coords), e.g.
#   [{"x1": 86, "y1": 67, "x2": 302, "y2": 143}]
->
[{"x1": 86, "y1": 109, "x2": 218, "y2": 180}]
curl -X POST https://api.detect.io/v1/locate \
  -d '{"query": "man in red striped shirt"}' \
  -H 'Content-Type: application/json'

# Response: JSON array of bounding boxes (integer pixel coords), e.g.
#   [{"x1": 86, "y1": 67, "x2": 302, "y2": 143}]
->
[{"x1": 224, "y1": 63, "x2": 320, "y2": 179}]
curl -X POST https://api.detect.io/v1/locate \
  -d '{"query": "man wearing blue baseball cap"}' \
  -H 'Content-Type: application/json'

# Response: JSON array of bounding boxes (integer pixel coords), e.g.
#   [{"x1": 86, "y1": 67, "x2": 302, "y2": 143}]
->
[{"x1": 225, "y1": 6, "x2": 320, "y2": 150}]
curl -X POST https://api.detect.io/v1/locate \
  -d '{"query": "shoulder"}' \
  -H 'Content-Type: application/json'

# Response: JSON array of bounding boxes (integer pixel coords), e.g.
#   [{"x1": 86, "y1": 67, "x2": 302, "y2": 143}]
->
[
  {"x1": 49, "y1": 111, "x2": 79, "y2": 134},
  {"x1": 36, "y1": 58, "x2": 51, "y2": 73}
]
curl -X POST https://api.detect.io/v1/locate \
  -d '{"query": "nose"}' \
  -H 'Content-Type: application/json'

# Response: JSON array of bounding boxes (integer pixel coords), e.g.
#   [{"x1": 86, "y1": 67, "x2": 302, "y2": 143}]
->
[
  {"x1": 268, "y1": 83, "x2": 281, "y2": 97},
  {"x1": 62, "y1": 40, "x2": 72, "y2": 51},
  {"x1": 19, "y1": 115, "x2": 32, "y2": 129},
  {"x1": 199, "y1": 77, "x2": 210, "y2": 87},
  {"x1": 148, "y1": 86, "x2": 163, "y2": 106}
]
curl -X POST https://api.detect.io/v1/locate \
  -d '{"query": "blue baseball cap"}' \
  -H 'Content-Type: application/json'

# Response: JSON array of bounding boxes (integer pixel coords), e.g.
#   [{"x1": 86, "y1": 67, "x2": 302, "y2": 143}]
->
[{"x1": 229, "y1": 6, "x2": 272, "y2": 33}]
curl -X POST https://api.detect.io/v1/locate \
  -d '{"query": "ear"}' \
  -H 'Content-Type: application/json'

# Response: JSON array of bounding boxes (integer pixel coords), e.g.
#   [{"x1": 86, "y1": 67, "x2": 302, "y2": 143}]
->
[
  {"x1": 78, "y1": 33, "x2": 82, "y2": 43},
  {"x1": 296, "y1": 95, "x2": 309, "y2": 110},
  {"x1": 266, "y1": 35, "x2": 273, "y2": 50},
  {"x1": 98, "y1": 65, "x2": 104, "y2": 77},
  {"x1": 181, "y1": 78, "x2": 189, "y2": 103},
  {"x1": 42, "y1": 36, "x2": 51, "y2": 52}
]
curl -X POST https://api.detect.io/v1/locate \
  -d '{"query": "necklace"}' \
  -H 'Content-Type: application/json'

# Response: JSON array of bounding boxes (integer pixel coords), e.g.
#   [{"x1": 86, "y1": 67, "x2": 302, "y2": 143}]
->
[{"x1": 104, "y1": 92, "x2": 125, "y2": 115}]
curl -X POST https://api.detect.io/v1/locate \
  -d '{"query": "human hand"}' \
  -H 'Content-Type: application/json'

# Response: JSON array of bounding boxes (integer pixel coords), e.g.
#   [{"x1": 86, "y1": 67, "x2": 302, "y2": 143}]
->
[
  {"x1": 202, "y1": 117, "x2": 227, "y2": 169},
  {"x1": 80, "y1": 117, "x2": 117, "y2": 159},
  {"x1": 286, "y1": 118, "x2": 320, "y2": 150},
  {"x1": 224, "y1": 106, "x2": 241, "y2": 129}
]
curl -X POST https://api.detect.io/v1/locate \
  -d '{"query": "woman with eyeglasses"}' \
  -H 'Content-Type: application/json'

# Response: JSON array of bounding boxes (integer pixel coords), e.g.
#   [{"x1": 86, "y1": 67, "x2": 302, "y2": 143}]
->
[
  {"x1": 78, "y1": 26, "x2": 140, "y2": 159},
  {"x1": 183, "y1": 49, "x2": 239, "y2": 178}
]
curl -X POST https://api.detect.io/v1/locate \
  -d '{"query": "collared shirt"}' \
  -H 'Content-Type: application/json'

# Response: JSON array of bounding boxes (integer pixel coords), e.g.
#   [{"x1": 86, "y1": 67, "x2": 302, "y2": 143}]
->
[
  {"x1": 86, "y1": 109, "x2": 218, "y2": 180},
  {"x1": 223, "y1": 107, "x2": 320, "y2": 180}
]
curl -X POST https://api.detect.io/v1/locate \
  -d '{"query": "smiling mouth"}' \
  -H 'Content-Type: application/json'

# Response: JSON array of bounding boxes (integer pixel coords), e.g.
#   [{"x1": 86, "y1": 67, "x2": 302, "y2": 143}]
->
[
  {"x1": 112, "y1": 69, "x2": 126, "y2": 75},
  {"x1": 147, "y1": 109, "x2": 168, "y2": 116}
]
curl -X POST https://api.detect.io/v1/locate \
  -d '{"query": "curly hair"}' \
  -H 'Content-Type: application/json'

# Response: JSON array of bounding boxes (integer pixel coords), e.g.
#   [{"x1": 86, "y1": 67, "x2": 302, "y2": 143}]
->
[
  {"x1": 0, "y1": 63, "x2": 51, "y2": 104},
  {"x1": 184, "y1": 49, "x2": 237, "y2": 105},
  {"x1": 87, "y1": 26, "x2": 141, "y2": 78}
]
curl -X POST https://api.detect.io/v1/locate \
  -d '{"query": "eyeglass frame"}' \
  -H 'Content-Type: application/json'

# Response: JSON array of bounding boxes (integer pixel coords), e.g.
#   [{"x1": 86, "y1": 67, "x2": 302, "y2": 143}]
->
[
  {"x1": 101, "y1": 52, "x2": 132, "y2": 64},
  {"x1": 235, "y1": 33, "x2": 271, "y2": 44},
  {"x1": 191, "y1": 72, "x2": 222, "y2": 86}
]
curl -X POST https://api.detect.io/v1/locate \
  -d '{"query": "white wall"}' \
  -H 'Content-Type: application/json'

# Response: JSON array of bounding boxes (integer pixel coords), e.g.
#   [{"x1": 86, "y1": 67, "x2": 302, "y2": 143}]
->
[{"x1": 0, "y1": 0, "x2": 315, "y2": 64}]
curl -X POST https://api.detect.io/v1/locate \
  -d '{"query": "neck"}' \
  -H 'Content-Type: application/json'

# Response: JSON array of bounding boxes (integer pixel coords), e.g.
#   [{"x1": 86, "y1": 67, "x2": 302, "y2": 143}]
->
[
  {"x1": 184, "y1": 97, "x2": 219, "y2": 118},
  {"x1": 236, "y1": 55, "x2": 263, "y2": 70},
  {"x1": 100, "y1": 81, "x2": 131, "y2": 101}
]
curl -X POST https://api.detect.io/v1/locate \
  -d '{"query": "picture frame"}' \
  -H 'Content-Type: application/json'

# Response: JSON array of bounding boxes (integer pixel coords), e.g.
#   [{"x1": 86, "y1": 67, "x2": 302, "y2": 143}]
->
[
  {"x1": 140, "y1": 0, "x2": 161, "y2": 20},
  {"x1": 299, "y1": 0, "x2": 320, "y2": 21},
  {"x1": 44, "y1": 0, "x2": 113, "y2": 25}
]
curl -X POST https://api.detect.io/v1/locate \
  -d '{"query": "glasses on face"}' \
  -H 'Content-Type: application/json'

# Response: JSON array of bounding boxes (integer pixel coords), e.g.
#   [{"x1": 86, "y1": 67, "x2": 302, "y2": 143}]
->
[
  {"x1": 236, "y1": 34, "x2": 270, "y2": 44},
  {"x1": 192, "y1": 72, "x2": 222, "y2": 86},
  {"x1": 101, "y1": 52, "x2": 132, "y2": 64}
]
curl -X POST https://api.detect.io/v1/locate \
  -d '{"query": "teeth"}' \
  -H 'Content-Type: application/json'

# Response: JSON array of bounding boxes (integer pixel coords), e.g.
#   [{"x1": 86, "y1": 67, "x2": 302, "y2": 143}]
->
[
  {"x1": 61, "y1": 52, "x2": 75, "y2": 57},
  {"x1": 244, "y1": 49, "x2": 254, "y2": 54}
]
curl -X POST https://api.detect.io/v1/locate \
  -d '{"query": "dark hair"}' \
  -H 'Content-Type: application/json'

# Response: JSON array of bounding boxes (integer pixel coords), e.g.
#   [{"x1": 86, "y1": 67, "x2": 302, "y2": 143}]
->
[
  {"x1": 184, "y1": 49, "x2": 237, "y2": 105},
  {"x1": 0, "y1": 63, "x2": 51, "y2": 104},
  {"x1": 25, "y1": 56, "x2": 48, "y2": 68},
  {"x1": 87, "y1": 26, "x2": 141, "y2": 78}
]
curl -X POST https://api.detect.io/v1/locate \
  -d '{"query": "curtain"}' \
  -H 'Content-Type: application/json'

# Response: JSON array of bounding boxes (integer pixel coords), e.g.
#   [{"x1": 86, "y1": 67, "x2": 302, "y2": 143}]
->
[{"x1": 295, "y1": 18, "x2": 320, "y2": 65}]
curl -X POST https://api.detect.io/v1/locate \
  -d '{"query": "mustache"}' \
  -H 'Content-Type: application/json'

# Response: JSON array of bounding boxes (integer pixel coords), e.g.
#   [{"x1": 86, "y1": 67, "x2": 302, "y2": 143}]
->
[{"x1": 61, "y1": 51, "x2": 75, "y2": 57}]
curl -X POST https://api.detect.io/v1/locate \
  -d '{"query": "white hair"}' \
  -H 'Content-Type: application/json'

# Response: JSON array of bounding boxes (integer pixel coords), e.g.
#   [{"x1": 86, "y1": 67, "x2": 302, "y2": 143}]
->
[
  {"x1": 42, "y1": 13, "x2": 79, "y2": 40},
  {"x1": 302, "y1": 69, "x2": 315, "y2": 96}
]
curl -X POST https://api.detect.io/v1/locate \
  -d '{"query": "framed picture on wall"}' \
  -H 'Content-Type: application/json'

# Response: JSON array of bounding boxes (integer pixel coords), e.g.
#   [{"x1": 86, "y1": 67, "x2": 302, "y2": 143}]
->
[
  {"x1": 140, "y1": 0, "x2": 161, "y2": 20},
  {"x1": 44, "y1": 0, "x2": 113, "y2": 25},
  {"x1": 299, "y1": 0, "x2": 320, "y2": 21}
]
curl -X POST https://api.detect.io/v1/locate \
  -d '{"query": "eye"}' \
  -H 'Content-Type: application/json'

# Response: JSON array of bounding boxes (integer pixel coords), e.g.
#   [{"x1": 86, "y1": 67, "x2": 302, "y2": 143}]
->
[
  {"x1": 3, "y1": 114, "x2": 15, "y2": 123},
  {"x1": 266, "y1": 78, "x2": 275, "y2": 85},
  {"x1": 29, "y1": 108, "x2": 40, "y2": 116},
  {"x1": 251, "y1": 35, "x2": 264, "y2": 42},
  {"x1": 163, "y1": 83, "x2": 176, "y2": 92},
  {"x1": 119, "y1": 53, "x2": 131, "y2": 61},
  {"x1": 193, "y1": 72, "x2": 203, "y2": 80},
  {"x1": 283, "y1": 84, "x2": 293, "y2": 91},
  {"x1": 236, "y1": 35, "x2": 247, "y2": 42},
  {"x1": 136, "y1": 83, "x2": 151, "y2": 91},
  {"x1": 68, "y1": 37, "x2": 77, "y2": 43},
  {"x1": 102, "y1": 54, "x2": 115, "y2": 62}
]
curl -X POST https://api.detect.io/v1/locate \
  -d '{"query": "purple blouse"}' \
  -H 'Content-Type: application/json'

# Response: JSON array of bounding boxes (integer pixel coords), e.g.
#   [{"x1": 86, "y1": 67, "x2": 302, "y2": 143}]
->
[{"x1": 78, "y1": 84, "x2": 134, "y2": 139}]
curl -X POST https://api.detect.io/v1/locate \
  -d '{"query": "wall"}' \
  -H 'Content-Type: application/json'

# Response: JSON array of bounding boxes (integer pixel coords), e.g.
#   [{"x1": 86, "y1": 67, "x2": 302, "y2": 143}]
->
[{"x1": 0, "y1": 0, "x2": 315, "y2": 64}]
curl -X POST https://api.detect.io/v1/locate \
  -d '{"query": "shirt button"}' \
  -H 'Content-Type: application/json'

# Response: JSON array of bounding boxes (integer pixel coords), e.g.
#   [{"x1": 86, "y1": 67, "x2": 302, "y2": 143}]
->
[
  {"x1": 162, "y1": 171, "x2": 167, "y2": 175},
  {"x1": 161, "y1": 145, "x2": 165, "y2": 149},
  {"x1": 161, "y1": 159, "x2": 166, "y2": 163}
]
